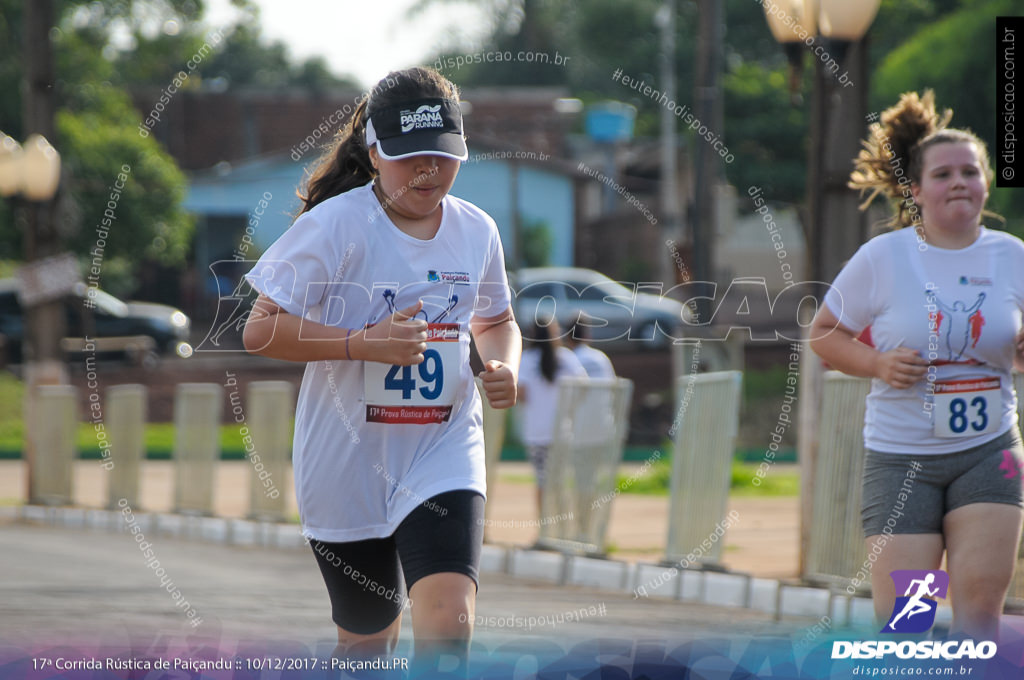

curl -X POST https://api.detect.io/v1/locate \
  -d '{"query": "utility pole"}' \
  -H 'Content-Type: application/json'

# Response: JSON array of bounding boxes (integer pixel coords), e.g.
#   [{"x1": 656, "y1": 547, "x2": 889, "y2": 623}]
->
[
  {"x1": 22, "y1": 0, "x2": 67, "y2": 503},
  {"x1": 657, "y1": 0, "x2": 682, "y2": 290},
  {"x1": 692, "y1": 0, "x2": 723, "y2": 324},
  {"x1": 796, "y1": 37, "x2": 871, "y2": 575}
]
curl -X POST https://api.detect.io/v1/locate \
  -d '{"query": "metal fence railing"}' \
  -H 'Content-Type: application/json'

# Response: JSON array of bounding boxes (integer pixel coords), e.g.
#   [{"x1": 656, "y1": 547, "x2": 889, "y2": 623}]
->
[
  {"x1": 665, "y1": 370, "x2": 743, "y2": 568},
  {"x1": 537, "y1": 376, "x2": 634, "y2": 555},
  {"x1": 805, "y1": 372, "x2": 871, "y2": 589}
]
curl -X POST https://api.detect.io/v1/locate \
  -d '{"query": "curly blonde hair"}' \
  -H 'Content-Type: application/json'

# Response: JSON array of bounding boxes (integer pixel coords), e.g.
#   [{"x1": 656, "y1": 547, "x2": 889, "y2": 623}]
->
[{"x1": 849, "y1": 90, "x2": 994, "y2": 228}]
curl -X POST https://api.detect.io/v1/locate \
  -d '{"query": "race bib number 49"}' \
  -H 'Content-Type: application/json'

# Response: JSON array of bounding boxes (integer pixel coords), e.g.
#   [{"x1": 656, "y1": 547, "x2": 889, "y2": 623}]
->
[
  {"x1": 364, "y1": 323, "x2": 460, "y2": 424},
  {"x1": 933, "y1": 377, "x2": 1001, "y2": 438}
]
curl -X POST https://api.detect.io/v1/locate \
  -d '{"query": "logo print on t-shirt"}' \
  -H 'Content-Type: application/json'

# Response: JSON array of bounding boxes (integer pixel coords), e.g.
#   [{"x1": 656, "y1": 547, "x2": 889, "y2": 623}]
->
[
  {"x1": 382, "y1": 288, "x2": 458, "y2": 323},
  {"x1": 927, "y1": 291, "x2": 986, "y2": 360}
]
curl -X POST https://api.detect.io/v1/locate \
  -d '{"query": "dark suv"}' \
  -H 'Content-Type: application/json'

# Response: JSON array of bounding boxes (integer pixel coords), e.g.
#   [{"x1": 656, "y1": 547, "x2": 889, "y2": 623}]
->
[{"x1": 0, "y1": 278, "x2": 192, "y2": 367}]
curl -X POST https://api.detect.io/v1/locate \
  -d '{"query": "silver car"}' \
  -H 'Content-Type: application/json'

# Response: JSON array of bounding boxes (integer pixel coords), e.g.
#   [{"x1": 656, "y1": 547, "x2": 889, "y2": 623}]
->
[{"x1": 511, "y1": 267, "x2": 692, "y2": 351}]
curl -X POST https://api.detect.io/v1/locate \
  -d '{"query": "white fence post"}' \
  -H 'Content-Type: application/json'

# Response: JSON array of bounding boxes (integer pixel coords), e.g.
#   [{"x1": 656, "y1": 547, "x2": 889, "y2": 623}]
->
[
  {"x1": 173, "y1": 383, "x2": 222, "y2": 515},
  {"x1": 105, "y1": 384, "x2": 147, "y2": 510},
  {"x1": 30, "y1": 385, "x2": 77, "y2": 506},
  {"x1": 245, "y1": 380, "x2": 294, "y2": 521}
]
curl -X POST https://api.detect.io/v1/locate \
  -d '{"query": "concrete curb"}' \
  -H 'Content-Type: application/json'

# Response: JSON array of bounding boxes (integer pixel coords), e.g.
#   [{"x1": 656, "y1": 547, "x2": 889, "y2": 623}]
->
[{"x1": 10, "y1": 505, "x2": 875, "y2": 626}]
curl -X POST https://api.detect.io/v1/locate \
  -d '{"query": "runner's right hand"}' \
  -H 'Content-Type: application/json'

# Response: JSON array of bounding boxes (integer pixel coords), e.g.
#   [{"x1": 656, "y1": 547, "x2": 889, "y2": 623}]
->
[
  {"x1": 360, "y1": 301, "x2": 428, "y2": 365},
  {"x1": 874, "y1": 347, "x2": 927, "y2": 389}
]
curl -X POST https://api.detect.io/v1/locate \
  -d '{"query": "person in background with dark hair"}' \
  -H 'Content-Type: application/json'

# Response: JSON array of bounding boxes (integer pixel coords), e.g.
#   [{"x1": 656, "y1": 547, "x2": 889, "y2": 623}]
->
[
  {"x1": 565, "y1": 321, "x2": 615, "y2": 379},
  {"x1": 242, "y1": 67, "x2": 521, "y2": 674},
  {"x1": 516, "y1": 317, "x2": 587, "y2": 515},
  {"x1": 809, "y1": 90, "x2": 1024, "y2": 642}
]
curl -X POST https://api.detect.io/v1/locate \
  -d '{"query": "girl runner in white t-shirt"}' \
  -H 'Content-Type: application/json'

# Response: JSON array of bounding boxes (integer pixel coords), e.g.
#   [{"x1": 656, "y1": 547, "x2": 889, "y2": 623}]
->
[
  {"x1": 516, "y1": 318, "x2": 587, "y2": 514},
  {"x1": 242, "y1": 67, "x2": 521, "y2": 671},
  {"x1": 810, "y1": 91, "x2": 1024, "y2": 641}
]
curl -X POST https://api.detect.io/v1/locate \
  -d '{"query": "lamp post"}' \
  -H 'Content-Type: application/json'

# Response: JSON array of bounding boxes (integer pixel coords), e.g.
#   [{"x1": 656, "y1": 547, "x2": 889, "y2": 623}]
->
[
  {"x1": 5, "y1": 0, "x2": 69, "y2": 504},
  {"x1": 762, "y1": 0, "x2": 880, "y2": 577},
  {"x1": 1, "y1": 130, "x2": 67, "y2": 505},
  {"x1": 655, "y1": 1, "x2": 682, "y2": 291},
  {"x1": 691, "y1": 0, "x2": 723, "y2": 324}
]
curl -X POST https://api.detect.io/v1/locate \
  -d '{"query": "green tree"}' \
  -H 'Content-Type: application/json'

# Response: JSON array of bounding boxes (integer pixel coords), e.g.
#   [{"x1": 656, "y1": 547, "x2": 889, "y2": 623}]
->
[
  {"x1": 421, "y1": 0, "x2": 984, "y2": 212},
  {"x1": 521, "y1": 218, "x2": 553, "y2": 267},
  {"x1": 0, "y1": 0, "x2": 195, "y2": 282},
  {"x1": 57, "y1": 90, "x2": 192, "y2": 264},
  {"x1": 2, "y1": 0, "x2": 360, "y2": 295},
  {"x1": 721, "y1": 61, "x2": 807, "y2": 203},
  {"x1": 871, "y1": 0, "x2": 1023, "y2": 237}
]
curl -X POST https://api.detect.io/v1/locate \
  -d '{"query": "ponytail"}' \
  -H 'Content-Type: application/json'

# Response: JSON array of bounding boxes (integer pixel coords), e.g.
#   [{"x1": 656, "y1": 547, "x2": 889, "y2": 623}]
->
[
  {"x1": 526, "y1": 318, "x2": 563, "y2": 383},
  {"x1": 849, "y1": 90, "x2": 997, "y2": 229},
  {"x1": 299, "y1": 99, "x2": 375, "y2": 214}
]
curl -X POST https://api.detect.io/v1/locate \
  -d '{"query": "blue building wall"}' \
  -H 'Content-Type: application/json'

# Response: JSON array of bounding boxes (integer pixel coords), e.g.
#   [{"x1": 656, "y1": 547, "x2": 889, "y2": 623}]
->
[
  {"x1": 184, "y1": 150, "x2": 574, "y2": 267},
  {"x1": 451, "y1": 153, "x2": 575, "y2": 268}
]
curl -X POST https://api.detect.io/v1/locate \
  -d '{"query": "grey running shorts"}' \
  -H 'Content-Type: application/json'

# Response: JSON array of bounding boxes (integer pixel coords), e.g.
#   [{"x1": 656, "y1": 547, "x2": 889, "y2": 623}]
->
[{"x1": 861, "y1": 428, "x2": 1024, "y2": 536}]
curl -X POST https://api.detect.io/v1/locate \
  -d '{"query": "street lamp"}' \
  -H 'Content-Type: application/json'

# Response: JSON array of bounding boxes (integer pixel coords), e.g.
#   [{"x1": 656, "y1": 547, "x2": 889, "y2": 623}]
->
[
  {"x1": 762, "y1": 0, "x2": 880, "y2": 579},
  {"x1": 0, "y1": 133, "x2": 61, "y2": 202},
  {"x1": 0, "y1": 135, "x2": 25, "y2": 196},
  {"x1": 1, "y1": 130, "x2": 67, "y2": 506},
  {"x1": 20, "y1": 134, "x2": 62, "y2": 201},
  {"x1": 762, "y1": 0, "x2": 815, "y2": 96}
]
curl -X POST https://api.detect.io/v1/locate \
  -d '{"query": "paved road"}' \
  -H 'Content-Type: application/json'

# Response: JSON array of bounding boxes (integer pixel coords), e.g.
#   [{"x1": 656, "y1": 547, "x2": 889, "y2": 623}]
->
[
  {"x1": 10, "y1": 522, "x2": 1024, "y2": 679},
  {"x1": 0, "y1": 521, "x2": 814, "y2": 657}
]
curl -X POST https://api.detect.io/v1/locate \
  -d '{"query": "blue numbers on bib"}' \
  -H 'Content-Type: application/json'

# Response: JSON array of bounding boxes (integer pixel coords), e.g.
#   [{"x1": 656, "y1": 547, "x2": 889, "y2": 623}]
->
[
  {"x1": 418, "y1": 349, "x2": 444, "y2": 399},
  {"x1": 948, "y1": 396, "x2": 988, "y2": 434},
  {"x1": 383, "y1": 349, "x2": 444, "y2": 400}
]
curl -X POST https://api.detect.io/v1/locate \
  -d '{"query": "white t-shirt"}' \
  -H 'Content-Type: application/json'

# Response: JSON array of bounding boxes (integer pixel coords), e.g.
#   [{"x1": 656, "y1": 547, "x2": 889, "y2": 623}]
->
[
  {"x1": 824, "y1": 226, "x2": 1024, "y2": 454},
  {"x1": 245, "y1": 183, "x2": 511, "y2": 541},
  {"x1": 572, "y1": 344, "x2": 615, "y2": 379},
  {"x1": 516, "y1": 346, "x2": 588, "y2": 446}
]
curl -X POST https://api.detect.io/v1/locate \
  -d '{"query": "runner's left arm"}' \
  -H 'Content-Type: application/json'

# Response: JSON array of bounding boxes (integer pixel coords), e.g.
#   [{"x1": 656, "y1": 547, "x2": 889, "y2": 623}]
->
[{"x1": 471, "y1": 305, "x2": 522, "y2": 409}]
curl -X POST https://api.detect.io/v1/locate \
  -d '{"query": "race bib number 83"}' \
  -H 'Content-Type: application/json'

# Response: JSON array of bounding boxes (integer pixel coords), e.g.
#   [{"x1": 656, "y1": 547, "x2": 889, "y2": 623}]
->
[
  {"x1": 933, "y1": 377, "x2": 1001, "y2": 438},
  {"x1": 364, "y1": 323, "x2": 460, "y2": 424}
]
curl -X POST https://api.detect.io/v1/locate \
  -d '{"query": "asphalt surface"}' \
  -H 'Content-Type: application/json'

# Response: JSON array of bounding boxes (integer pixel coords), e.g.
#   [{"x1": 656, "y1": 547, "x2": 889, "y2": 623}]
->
[
  {"x1": 0, "y1": 520, "x2": 815, "y2": 653},
  {"x1": 10, "y1": 521, "x2": 1024, "y2": 679}
]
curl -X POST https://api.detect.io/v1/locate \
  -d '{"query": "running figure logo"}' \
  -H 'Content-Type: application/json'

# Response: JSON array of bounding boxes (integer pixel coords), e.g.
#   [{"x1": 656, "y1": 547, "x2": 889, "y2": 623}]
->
[
  {"x1": 382, "y1": 288, "x2": 458, "y2": 323},
  {"x1": 882, "y1": 570, "x2": 949, "y2": 634},
  {"x1": 927, "y1": 291, "x2": 985, "y2": 361}
]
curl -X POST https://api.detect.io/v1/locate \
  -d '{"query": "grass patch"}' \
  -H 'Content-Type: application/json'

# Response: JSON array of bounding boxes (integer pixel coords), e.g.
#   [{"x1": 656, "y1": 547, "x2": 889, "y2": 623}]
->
[
  {"x1": 478, "y1": 452, "x2": 802, "y2": 497},
  {"x1": 78, "y1": 422, "x2": 256, "y2": 459},
  {"x1": 615, "y1": 457, "x2": 672, "y2": 495},
  {"x1": 0, "y1": 373, "x2": 25, "y2": 454},
  {"x1": 729, "y1": 463, "x2": 800, "y2": 496},
  {"x1": 498, "y1": 472, "x2": 536, "y2": 485},
  {"x1": 613, "y1": 457, "x2": 799, "y2": 497},
  {"x1": 0, "y1": 370, "x2": 283, "y2": 459}
]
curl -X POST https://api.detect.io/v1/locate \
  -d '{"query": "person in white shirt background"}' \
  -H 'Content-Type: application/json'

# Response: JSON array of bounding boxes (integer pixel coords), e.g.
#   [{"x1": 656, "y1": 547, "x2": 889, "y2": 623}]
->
[
  {"x1": 516, "y1": 318, "x2": 587, "y2": 515},
  {"x1": 565, "y1": 321, "x2": 616, "y2": 379},
  {"x1": 810, "y1": 90, "x2": 1024, "y2": 641},
  {"x1": 243, "y1": 66, "x2": 520, "y2": 674}
]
